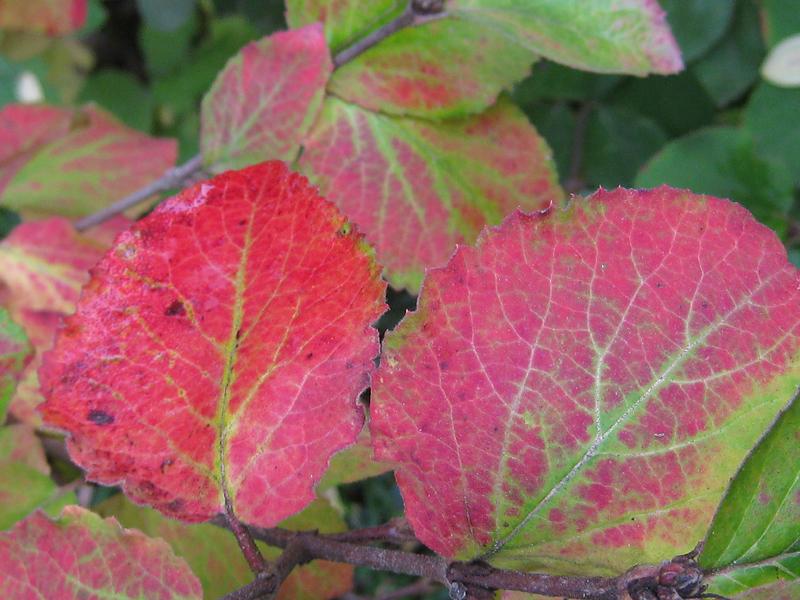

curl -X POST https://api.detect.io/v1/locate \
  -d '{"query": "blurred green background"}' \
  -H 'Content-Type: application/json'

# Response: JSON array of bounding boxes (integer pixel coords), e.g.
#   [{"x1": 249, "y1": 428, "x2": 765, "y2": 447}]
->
[{"x1": 1, "y1": 1, "x2": 798, "y2": 597}]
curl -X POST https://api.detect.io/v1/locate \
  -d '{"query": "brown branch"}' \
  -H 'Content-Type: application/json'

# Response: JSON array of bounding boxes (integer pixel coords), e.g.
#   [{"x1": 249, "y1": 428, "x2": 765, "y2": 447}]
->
[
  {"x1": 213, "y1": 518, "x2": 711, "y2": 600},
  {"x1": 74, "y1": 154, "x2": 205, "y2": 231},
  {"x1": 327, "y1": 517, "x2": 417, "y2": 546}
]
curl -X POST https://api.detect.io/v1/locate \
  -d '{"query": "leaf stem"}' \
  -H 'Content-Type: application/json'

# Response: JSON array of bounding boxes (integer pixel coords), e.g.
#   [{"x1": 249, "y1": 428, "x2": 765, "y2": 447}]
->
[
  {"x1": 226, "y1": 508, "x2": 268, "y2": 575},
  {"x1": 74, "y1": 154, "x2": 205, "y2": 231}
]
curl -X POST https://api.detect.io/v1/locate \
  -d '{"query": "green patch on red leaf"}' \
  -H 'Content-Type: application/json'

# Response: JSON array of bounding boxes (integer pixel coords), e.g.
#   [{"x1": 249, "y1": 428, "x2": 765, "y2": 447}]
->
[
  {"x1": 40, "y1": 162, "x2": 386, "y2": 527},
  {"x1": 299, "y1": 96, "x2": 562, "y2": 291},
  {"x1": 0, "y1": 0, "x2": 87, "y2": 35},
  {"x1": 0, "y1": 307, "x2": 31, "y2": 420},
  {"x1": 0, "y1": 104, "x2": 176, "y2": 219},
  {"x1": 97, "y1": 494, "x2": 352, "y2": 599},
  {"x1": 317, "y1": 423, "x2": 392, "y2": 491},
  {"x1": 0, "y1": 506, "x2": 201, "y2": 598},
  {"x1": 701, "y1": 394, "x2": 800, "y2": 598},
  {"x1": 201, "y1": 24, "x2": 332, "y2": 172},
  {"x1": 372, "y1": 187, "x2": 800, "y2": 573}
]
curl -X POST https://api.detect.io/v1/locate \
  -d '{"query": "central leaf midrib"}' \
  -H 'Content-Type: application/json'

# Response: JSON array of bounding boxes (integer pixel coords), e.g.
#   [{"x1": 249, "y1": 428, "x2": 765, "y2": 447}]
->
[{"x1": 215, "y1": 204, "x2": 255, "y2": 510}]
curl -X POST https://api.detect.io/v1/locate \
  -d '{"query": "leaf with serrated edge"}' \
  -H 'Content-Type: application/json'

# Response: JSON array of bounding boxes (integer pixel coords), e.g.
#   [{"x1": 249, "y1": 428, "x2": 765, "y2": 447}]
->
[
  {"x1": 299, "y1": 96, "x2": 563, "y2": 291},
  {"x1": 1, "y1": 105, "x2": 176, "y2": 219},
  {"x1": 326, "y1": 0, "x2": 681, "y2": 117},
  {"x1": 41, "y1": 161, "x2": 386, "y2": 526},
  {"x1": 372, "y1": 187, "x2": 800, "y2": 573},
  {"x1": 700, "y1": 394, "x2": 800, "y2": 597},
  {"x1": 200, "y1": 24, "x2": 332, "y2": 172},
  {"x1": 0, "y1": 308, "x2": 32, "y2": 420},
  {"x1": 97, "y1": 494, "x2": 352, "y2": 599},
  {"x1": 0, "y1": 0, "x2": 86, "y2": 35},
  {"x1": 0, "y1": 506, "x2": 201, "y2": 598}
]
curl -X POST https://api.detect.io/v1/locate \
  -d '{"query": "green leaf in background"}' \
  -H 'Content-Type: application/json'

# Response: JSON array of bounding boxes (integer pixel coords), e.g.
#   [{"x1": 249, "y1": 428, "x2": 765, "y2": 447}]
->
[
  {"x1": 0, "y1": 425, "x2": 55, "y2": 529},
  {"x1": 136, "y1": 0, "x2": 195, "y2": 32},
  {"x1": 745, "y1": 83, "x2": 800, "y2": 186},
  {"x1": 523, "y1": 102, "x2": 574, "y2": 181},
  {"x1": 635, "y1": 127, "x2": 794, "y2": 234},
  {"x1": 760, "y1": 0, "x2": 800, "y2": 48},
  {"x1": 660, "y1": 0, "x2": 734, "y2": 62},
  {"x1": 78, "y1": 70, "x2": 153, "y2": 131},
  {"x1": 692, "y1": 0, "x2": 764, "y2": 107},
  {"x1": 611, "y1": 70, "x2": 716, "y2": 136},
  {"x1": 512, "y1": 61, "x2": 621, "y2": 104},
  {"x1": 97, "y1": 495, "x2": 353, "y2": 599},
  {"x1": 139, "y1": 13, "x2": 197, "y2": 79},
  {"x1": 700, "y1": 394, "x2": 800, "y2": 599},
  {"x1": 583, "y1": 105, "x2": 667, "y2": 187},
  {"x1": 0, "y1": 309, "x2": 31, "y2": 422}
]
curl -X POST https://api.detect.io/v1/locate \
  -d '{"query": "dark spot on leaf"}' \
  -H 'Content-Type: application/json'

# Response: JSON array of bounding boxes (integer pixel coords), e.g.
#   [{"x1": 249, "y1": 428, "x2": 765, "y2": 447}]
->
[
  {"x1": 160, "y1": 458, "x2": 174, "y2": 473},
  {"x1": 87, "y1": 409, "x2": 114, "y2": 426},
  {"x1": 165, "y1": 300, "x2": 185, "y2": 316},
  {"x1": 238, "y1": 219, "x2": 246, "y2": 226},
  {"x1": 655, "y1": 282, "x2": 664, "y2": 289},
  {"x1": 235, "y1": 328, "x2": 242, "y2": 340},
  {"x1": 166, "y1": 498, "x2": 185, "y2": 512},
  {"x1": 345, "y1": 361, "x2": 354, "y2": 369},
  {"x1": 439, "y1": 361, "x2": 448, "y2": 370},
  {"x1": 305, "y1": 352, "x2": 314, "y2": 360}
]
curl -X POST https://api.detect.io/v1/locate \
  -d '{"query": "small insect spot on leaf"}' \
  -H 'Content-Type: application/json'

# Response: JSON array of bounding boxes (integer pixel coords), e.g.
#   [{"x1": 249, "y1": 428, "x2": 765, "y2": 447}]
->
[
  {"x1": 305, "y1": 352, "x2": 314, "y2": 360},
  {"x1": 160, "y1": 458, "x2": 174, "y2": 473},
  {"x1": 87, "y1": 409, "x2": 114, "y2": 426},
  {"x1": 164, "y1": 300, "x2": 185, "y2": 317},
  {"x1": 337, "y1": 222, "x2": 352, "y2": 237}
]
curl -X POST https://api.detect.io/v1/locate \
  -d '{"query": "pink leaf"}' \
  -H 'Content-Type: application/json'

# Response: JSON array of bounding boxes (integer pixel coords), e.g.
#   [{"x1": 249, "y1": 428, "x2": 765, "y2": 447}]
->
[{"x1": 372, "y1": 187, "x2": 800, "y2": 572}]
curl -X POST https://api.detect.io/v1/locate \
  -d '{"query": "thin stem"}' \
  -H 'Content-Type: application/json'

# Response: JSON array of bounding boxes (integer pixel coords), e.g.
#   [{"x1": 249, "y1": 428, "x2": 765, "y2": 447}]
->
[
  {"x1": 226, "y1": 509, "x2": 268, "y2": 575},
  {"x1": 74, "y1": 154, "x2": 204, "y2": 231}
]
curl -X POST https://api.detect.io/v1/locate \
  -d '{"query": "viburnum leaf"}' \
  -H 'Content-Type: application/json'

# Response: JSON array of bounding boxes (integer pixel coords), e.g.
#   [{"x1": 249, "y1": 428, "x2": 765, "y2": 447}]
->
[
  {"x1": 97, "y1": 495, "x2": 352, "y2": 599},
  {"x1": 0, "y1": 105, "x2": 176, "y2": 219},
  {"x1": 0, "y1": 0, "x2": 87, "y2": 35},
  {"x1": 0, "y1": 307, "x2": 31, "y2": 420},
  {"x1": 40, "y1": 161, "x2": 386, "y2": 526},
  {"x1": 0, "y1": 424, "x2": 50, "y2": 475},
  {"x1": 0, "y1": 218, "x2": 127, "y2": 314},
  {"x1": 0, "y1": 506, "x2": 202, "y2": 598},
  {"x1": 299, "y1": 96, "x2": 563, "y2": 291},
  {"x1": 200, "y1": 24, "x2": 332, "y2": 172},
  {"x1": 372, "y1": 187, "x2": 800, "y2": 572},
  {"x1": 318, "y1": 0, "x2": 681, "y2": 117},
  {"x1": 317, "y1": 423, "x2": 392, "y2": 492},
  {"x1": 700, "y1": 394, "x2": 800, "y2": 598}
]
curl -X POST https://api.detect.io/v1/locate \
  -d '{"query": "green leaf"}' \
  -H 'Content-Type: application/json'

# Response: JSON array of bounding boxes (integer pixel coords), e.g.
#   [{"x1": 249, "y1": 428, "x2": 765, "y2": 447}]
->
[
  {"x1": 760, "y1": 0, "x2": 800, "y2": 48},
  {"x1": 0, "y1": 308, "x2": 31, "y2": 421},
  {"x1": 139, "y1": 14, "x2": 197, "y2": 78},
  {"x1": 701, "y1": 394, "x2": 800, "y2": 598},
  {"x1": 0, "y1": 425, "x2": 54, "y2": 529},
  {"x1": 692, "y1": 0, "x2": 764, "y2": 107},
  {"x1": 583, "y1": 105, "x2": 667, "y2": 187},
  {"x1": 660, "y1": 0, "x2": 734, "y2": 62},
  {"x1": 523, "y1": 103, "x2": 575, "y2": 181},
  {"x1": 136, "y1": 0, "x2": 195, "y2": 32},
  {"x1": 78, "y1": 69, "x2": 154, "y2": 131},
  {"x1": 512, "y1": 62, "x2": 621, "y2": 104},
  {"x1": 97, "y1": 495, "x2": 353, "y2": 599},
  {"x1": 743, "y1": 83, "x2": 800, "y2": 186},
  {"x1": 635, "y1": 127, "x2": 794, "y2": 234}
]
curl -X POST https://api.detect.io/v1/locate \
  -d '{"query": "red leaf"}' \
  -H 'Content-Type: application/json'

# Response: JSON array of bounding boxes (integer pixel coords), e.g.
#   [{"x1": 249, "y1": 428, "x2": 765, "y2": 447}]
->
[
  {"x1": 0, "y1": 105, "x2": 176, "y2": 219},
  {"x1": 0, "y1": 506, "x2": 201, "y2": 599},
  {"x1": 0, "y1": 0, "x2": 87, "y2": 35},
  {"x1": 201, "y1": 24, "x2": 332, "y2": 172},
  {"x1": 299, "y1": 97, "x2": 563, "y2": 290},
  {"x1": 372, "y1": 187, "x2": 800, "y2": 571},
  {"x1": 41, "y1": 162, "x2": 386, "y2": 526}
]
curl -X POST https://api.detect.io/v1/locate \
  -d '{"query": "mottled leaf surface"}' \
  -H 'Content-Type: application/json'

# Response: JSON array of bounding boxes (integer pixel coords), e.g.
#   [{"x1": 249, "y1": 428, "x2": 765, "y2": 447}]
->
[
  {"x1": 41, "y1": 162, "x2": 386, "y2": 526},
  {"x1": 372, "y1": 187, "x2": 800, "y2": 572},
  {"x1": 0, "y1": 0, "x2": 87, "y2": 35},
  {"x1": 286, "y1": 0, "x2": 404, "y2": 51},
  {"x1": 0, "y1": 506, "x2": 201, "y2": 598},
  {"x1": 0, "y1": 307, "x2": 31, "y2": 420},
  {"x1": 1, "y1": 105, "x2": 176, "y2": 218},
  {"x1": 0, "y1": 218, "x2": 122, "y2": 314},
  {"x1": 97, "y1": 495, "x2": 352, "y2": 599},
  {"x1": 201, "y1": 25, "x2": 332, "y2": 172},
  {"x1": 701, "y1": 395, "x2": 800, "y2": 597},
  {"x1": 330, "y1": 17, "x2": 536, "y2": 118},
  {"x1": 299, "y1": 97, "x2": 562, "y2": 291}
]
